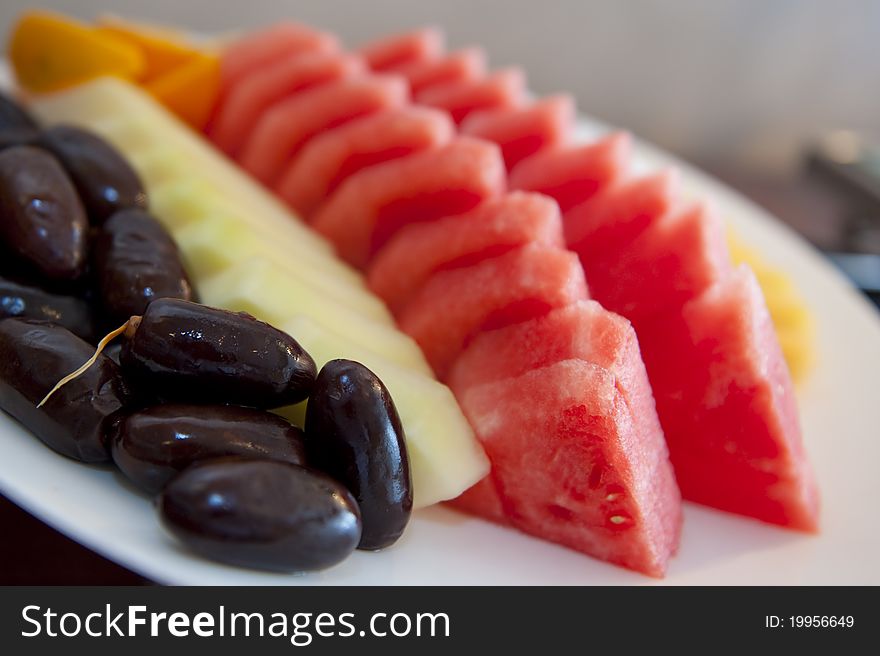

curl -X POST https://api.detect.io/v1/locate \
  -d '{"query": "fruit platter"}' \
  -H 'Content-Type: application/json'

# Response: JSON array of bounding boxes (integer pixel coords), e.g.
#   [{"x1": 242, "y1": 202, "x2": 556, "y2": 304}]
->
[{"x1": 0, "y1": 11, "x2": 879, "y2": 585}]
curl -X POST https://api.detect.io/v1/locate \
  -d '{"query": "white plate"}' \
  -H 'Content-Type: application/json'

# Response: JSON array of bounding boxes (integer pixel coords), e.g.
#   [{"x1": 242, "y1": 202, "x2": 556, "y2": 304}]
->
[{"x1": 2, "y1": 79, "x2": 879, "y2": 584}]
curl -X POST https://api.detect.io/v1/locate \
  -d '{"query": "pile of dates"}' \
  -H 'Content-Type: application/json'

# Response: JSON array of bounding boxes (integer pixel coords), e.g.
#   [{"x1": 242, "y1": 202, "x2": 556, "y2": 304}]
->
[{"x1": 0, "y1": 92, "x2": 411, "y2": 572}]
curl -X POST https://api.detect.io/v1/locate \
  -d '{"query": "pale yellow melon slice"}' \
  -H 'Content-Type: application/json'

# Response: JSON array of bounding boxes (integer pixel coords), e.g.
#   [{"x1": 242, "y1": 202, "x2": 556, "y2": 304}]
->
[
  {"x1": 147, "y1": 176, "x2": 365, "y2": 288},
  {"x1": 166, "y1": 204, "x2": 393, "y2": 324}
]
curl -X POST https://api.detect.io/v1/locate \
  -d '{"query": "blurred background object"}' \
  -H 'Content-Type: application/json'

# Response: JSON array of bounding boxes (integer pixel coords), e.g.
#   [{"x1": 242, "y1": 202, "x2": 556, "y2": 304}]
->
[{"x1": 1, "y1": 0, "x2": 876, "y2": 172}]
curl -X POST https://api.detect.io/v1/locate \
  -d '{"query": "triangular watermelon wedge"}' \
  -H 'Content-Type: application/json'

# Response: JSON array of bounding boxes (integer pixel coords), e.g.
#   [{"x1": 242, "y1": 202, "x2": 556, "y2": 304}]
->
[
  {"x1": 453, "y1": 359, "x2": 681, "y2": 577},
  {"x1": 399, "y1": 244, "x2": 589, "y2": 377},
  {"x1": 367, "y1": 191, "x2": 564, "y2": 314},
  {"x1": 211, "y1": 51, "x2": 365, "y2": 156},
  {"x1": 578, "y1": 201, "x2": 733, "y2": 323},
  {"x1": 415, "y1": 69, "x2": 527, "y2": 123},
  {"x1": 312, "y1": 137, "x2": 506, "y2": 268},
  {"x1": 391, "y1": 47, "x2": 487, "y2": 94},
  {"x1": 220, "y1": 22, "x2": 339, "y2": 94},
  {"x1": 446, "y1": 301, "x2": 679, "y2": 552},
  {"x1": 460, "y1": 95, "x2": 575, "y2": 170},
  {"x1": 359, "y1": 27, "x2": 444, "y2": 71},
  {"x1": 509, "y1": 132, "x2": 631, "y2": 212},
  {"x1": 239, "y1": 74, "x2": 409, "y2": 185},
  {"x1": 276, "y1": 106, "x2": 454, "y2": 217},
  {"x1": 637, "y1": 266, "x2": 819, "y2": 531}
]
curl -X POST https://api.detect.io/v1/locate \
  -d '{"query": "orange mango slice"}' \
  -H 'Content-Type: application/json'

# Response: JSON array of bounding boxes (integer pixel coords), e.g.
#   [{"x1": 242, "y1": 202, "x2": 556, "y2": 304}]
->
[
  {"x1": 96, "y1": 16, "x2": 202, "y2": 82},
  {"x1": 144, "y1": 52, "x2": 221, "y2": 130},
  {"x1": 8, "y1": 11, "x2": 145, "y2": 93}
]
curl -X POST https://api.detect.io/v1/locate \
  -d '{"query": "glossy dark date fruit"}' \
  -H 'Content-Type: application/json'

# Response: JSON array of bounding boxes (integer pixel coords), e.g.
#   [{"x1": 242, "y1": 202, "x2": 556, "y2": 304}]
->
[
  {"x1": 36, "y1": 125, "x2": 146, "y2": 224},
  {"x1": 159, "y1": 459, "x2": 361, "y2": 572},
  {"x1": 112, "y1": 404, "x2": 308, "y2": 495},
  {"x1": 0, "y1": 275, "x2": 94, "y2": 341},
  {"x1": 305, "y1": 359, "x2": 411, "y2": 550},
  {"x1": 93, "y1": 209, "x2": 194, "y2": 325},
  {"x1": 0, "y1": 319, "x2": 129, "y2": 462},
  {"x1": 0, "y1": 92, "x2": 38, "y2": 131},
  {"x1": 120, "y1": 298, "x2": 317, "y2": 408},
  {"x1": 0, "y1": 146, "x2": 88, "y2": 281}
]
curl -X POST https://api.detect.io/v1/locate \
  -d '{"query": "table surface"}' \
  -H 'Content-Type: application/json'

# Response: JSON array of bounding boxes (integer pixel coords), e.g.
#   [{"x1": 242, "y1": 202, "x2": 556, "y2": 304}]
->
[{"x1": 0, "y1": 494, "x2": 147, "y2": 585}]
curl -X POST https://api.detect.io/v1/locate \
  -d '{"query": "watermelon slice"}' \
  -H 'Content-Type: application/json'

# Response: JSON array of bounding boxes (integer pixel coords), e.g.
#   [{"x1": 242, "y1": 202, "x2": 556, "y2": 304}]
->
[
  {"x1": 220, "y1": 22, "x2": 339, "y2": 94},
  {"x1": 398, "y1": 244, "x2": 589, "y2": 377},
  {"x1": 239, "y1": 74, "x2": 409, "y2": 185},
  {"x1": 460, "y1": 95, "x2": 575, "y2": 170},
  {"x1": 359, "y1": 27, "x2": 444, "y2": 70},
  {"x1": 368, "y1": 191, "x2": 564, "y2": 314},
  {"x1": 415, "y1": 69, "x2": 527, "y2": 123},
  {"x1": 636, "y1": 267, "x2": 819, "y2": 531},
  {"x1": 311, "y1": 136, "x2": 506, "y2": 268},
  {"x1": 452, "y1": 359, "x2": 681, "y2": 577},
  {"x1": 275, "y1": 106, "x2": 455, "y2": 217},
  {"x1": 168, "y1": 210, "x2": 394, "y2": 324},
  {"x1": 391, "y1": 47, "x2": 488, "y2": 94},
  {"x1": 578, "y1": 202, "x2": 733, "y2": 323},
  {"x1": 446, "y1": 301, "x2": 675, "y2": 541},
  {"x1": 509, "y1": 132, "x2": 631, "y2": 212},
  {"x1": 210, "y1": 51, "x2": 365, "y2": 156},
  {"x1": 564, "y1": 170, "x2": 681, "y2": 260},
  {"x1": 447, "y1": 301, "x2": 670, "y2": 535}
]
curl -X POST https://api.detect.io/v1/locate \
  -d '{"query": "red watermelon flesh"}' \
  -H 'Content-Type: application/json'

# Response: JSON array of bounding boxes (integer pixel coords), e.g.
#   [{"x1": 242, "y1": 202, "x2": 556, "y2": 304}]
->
[
  {"x1": 359, "y1": 27, "x2": 445, "y2": 70},
  {"x1": 368, "y1": 191, "x2": 564, "y2": 315},
  {"x1": 447, "y1": 300, "x2": 670, "y2": 533},
  {"x1": 637, "y1": 266, "x2": 819, "y2": 531},
  {"x1": 311, "y1": 137, "x2": 506, "y2": 268},
  {"x1": 509, "y1": 132, "x2": 632, "y2": 213},
  {"x1": 239, "y1": 75, "x2": 409, "y2": 185},
  {"x1": 563, "y1": 170, "x2": 680, "y2": 262},
  {"x1": 398, "y1": 244, "x2": 589, "y2": 377},
  {"x1": 460, "y1": 95, "x2": 575, "y2": 170},
  {"x1": 391, "y1": 47, "x2": 488, "y2": 94},
  {"x1": 452, "y1": 359, "x2": 682, "y2": 577},
  {"x1": 220, "y1": 22, "x2": 339, "y2": 95},
  {"x1": 415, "y1": 69, "x2": 527, "y2": 124},
  {"x1": 449, "y1": 301, "x2": 653, "y2": 410},
  {"x1": 578, "y1": 202, "x2": 732, "y2": 323},
  {"x1": 275, "y1": 106, "x2": 455, "y2": 217},
  {"x1": 210, "y1": 52, "x2": 365, "y2": 156}
]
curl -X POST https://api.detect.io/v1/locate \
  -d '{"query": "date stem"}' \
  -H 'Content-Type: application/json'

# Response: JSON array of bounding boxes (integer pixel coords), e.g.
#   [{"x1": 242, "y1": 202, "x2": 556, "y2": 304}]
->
[{"x1": 37, "y1": 316, "x2": 140, "y2": 408}]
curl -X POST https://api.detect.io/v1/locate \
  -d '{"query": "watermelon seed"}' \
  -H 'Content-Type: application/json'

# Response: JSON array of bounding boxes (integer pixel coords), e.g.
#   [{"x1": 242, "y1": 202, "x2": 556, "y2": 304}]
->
[
  {"x1": 605, "y1": 493, "x2": 620, "y2": 502},
  {"x1": 609, "y1": 515, "x2": 627, "y2": 525}
]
